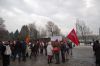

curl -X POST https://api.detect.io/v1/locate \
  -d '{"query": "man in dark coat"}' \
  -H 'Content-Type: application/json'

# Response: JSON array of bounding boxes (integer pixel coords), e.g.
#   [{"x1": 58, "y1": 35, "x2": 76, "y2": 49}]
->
[
  {"x1": 0, "y1": 41, "x2": 3, "y2": 59},
  {"x1": 13, "y1": 40, "x2": 22, "y2": 62},
  {"x1": 1, "y1": 41, "x2": 11, "y2": 66},
  {"x1": 21, "y1": 41, "x2": 26, "y2": 61},
  {"x1": 60, "y1": 41, "x2": 66, "y2": 63},
  {"x1": 93, "y1": 40, "x2": 100, "y2": 66}
]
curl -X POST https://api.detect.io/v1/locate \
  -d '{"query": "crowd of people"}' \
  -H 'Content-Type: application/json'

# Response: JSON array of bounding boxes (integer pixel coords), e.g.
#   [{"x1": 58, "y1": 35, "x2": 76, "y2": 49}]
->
[
  {"x1": 93, "y1": 40, "x2": 100, "y2": 66},
  {"x1": 0, "y1": 39, "x2": 73, "y2": 66}
]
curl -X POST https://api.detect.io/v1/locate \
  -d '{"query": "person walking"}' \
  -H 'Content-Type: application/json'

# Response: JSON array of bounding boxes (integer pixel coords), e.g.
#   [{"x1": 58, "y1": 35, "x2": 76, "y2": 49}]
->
[
  {"x1": 0, "y1": 41, "x2": 3, "y2": 59},
  {"x1": 68, "y1": 42, "x2": 73, "y2": 56},
  {"x1": 53, "y1": 40, "x2": 60, "y2": 64},
  {"x1": 13, "y1": 40, "x2": 22, "y2": 62},
  {"x1": 40, "y1": 41, "x2": 44, "y2": 55},
  {"x1": 2, "y1": 41, "x2": 11, "y2": 66},
  {"x1": 26, "y1": 43, "x2": 31, "y2": 59},
  {"x1": 44, "y1": 42, "x2": 47, "y2": 56},
  {"x1": 93, "y1": 40, "x2": 96, "y2": 56},
  {"x1": 21, "y1": 41, "x2": 26, "y2": 61},
  {"x1": 60, "y1": 41, "x2": 66, "y2": 63},
  {"x1": 65, "y1": 42, "x2": 70, "y2": 60},
  {"x1": 47, "y1": 42, "x2": 53, "y2": 64},
  {"x1": 93, "y1": 40, "x2": 100, "y2": 66}
]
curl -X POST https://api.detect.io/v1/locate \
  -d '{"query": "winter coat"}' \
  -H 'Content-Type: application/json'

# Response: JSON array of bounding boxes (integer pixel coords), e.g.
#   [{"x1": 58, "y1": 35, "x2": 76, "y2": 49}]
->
[
  {"x1": 4, "y1": 45, "x2": 11, "y2": 55},
  {"x1": 60, "y1": 44, "x2": 66, "y2": 52},
  {"x1": 47, "y1": 44, "x2": 53, "y2": 55},
  {"x1": 95, "y1": 44, "x2": 100, "y2": 59}
]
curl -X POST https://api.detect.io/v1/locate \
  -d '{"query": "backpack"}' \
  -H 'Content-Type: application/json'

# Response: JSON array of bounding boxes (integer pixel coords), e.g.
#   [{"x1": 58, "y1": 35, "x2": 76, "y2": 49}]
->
[
  {"x1": 4, "y1": 45, "x2": 11, "y2": 55},
  {"x1": 53, "y1": 47, "x2": 60, "y2": 53}
]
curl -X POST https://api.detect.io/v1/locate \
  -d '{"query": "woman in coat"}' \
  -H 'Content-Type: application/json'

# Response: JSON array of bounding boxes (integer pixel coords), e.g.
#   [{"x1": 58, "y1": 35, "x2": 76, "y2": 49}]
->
[{"x1": 47, "y1": 42, "x2": 53, "y2": 64}]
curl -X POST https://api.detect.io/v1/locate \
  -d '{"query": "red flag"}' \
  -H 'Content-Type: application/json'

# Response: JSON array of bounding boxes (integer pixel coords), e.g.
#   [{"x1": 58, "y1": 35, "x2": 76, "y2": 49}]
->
[{"x1": 67, "y1": 29, "x2": 79, "y2": 46}]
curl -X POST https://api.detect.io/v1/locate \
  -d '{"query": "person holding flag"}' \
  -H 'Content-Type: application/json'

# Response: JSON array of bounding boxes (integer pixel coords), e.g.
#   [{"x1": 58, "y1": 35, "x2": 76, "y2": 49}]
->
[{"x1": 64, "y1": 28, "x2": 79, "y2": 60}]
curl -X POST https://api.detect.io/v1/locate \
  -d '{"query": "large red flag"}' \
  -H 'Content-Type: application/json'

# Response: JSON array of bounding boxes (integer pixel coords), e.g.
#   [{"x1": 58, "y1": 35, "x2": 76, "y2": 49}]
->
[{"x1": 67, "y1": 29, "x2": 79, "y2": 46}]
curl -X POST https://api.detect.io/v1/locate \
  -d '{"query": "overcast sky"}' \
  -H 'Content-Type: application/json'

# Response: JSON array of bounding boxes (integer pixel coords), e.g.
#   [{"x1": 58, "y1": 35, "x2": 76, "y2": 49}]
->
[{"x1": 0, "y1": 0, "x2": 100, "y2": 35}]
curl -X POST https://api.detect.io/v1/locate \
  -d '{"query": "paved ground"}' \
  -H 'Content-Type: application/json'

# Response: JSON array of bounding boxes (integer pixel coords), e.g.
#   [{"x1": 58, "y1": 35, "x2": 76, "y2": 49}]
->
[{"x1": 0, "y1": 45, "x2": 96, "y2": 66}]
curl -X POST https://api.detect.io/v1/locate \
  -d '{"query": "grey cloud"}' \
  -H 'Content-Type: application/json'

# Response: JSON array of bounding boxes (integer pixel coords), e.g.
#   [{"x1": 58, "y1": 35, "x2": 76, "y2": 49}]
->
[{"x1": 0, "y1": 0, "x2": 100, "y2": 34}]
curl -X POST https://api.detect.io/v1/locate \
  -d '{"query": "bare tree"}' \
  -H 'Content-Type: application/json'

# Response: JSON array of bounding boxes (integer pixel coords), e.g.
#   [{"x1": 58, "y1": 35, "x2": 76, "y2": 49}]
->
[
  {"x1": 76, "y1": 19, "x2": 92, "y2": 44},
  {"x1": 38, "y1": 27, "x2": 47, "y2": 38},
  {"x1": 0, "y1": 18, "x2": 5, "y2": 30},
  {"x1": 46, "y1": 21, "x2": 54, "y2": 36},
  {"x1": 46, "y1": 21, "x2": 61, "y2": 36},
  {"x1": 28, "y1": 23, "x2": 39, "y2": 40},
  {"x1": 0, "y1": 17, "x2": 9, "y2": 40},
  {"x1": 53, "y1": 25, "x2": 61, "y2": 36}
]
